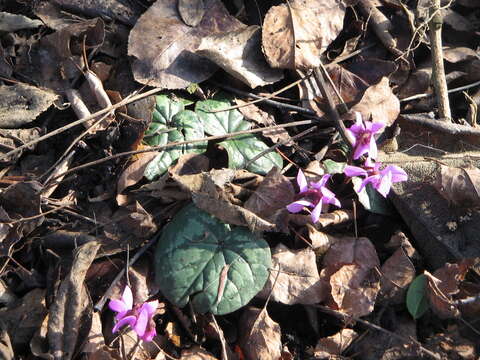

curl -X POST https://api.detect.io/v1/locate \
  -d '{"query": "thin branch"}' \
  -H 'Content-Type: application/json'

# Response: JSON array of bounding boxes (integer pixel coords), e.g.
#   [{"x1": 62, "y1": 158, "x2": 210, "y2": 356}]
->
[
  {"x1": 428, "y1": 0, "x2": 451, "y2": 121},
  {"x1": 401, "y1": 113, "x2": 480, "y2": 136},
  {"x1": 50, "y1": 119, "x2": 317, "y2": 182},
  {"x1": 400, "y1": 80, "x2": 480, "y2": 102}
]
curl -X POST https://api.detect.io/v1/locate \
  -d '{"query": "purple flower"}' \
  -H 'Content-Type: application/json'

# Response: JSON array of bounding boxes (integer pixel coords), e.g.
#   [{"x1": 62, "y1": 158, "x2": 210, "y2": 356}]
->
[
  {"x1": 287, "y1": 170, "x2": 341, "y2": 223},
  {"x1": 344, "y1": 158, "x2": 408, "y2": 197},
  {"x1": 109, "y1": 285, "x2": 159, "y2": 342},
  {"x1": 346, "y1": 112, "x2": 385, "y2": 160}
]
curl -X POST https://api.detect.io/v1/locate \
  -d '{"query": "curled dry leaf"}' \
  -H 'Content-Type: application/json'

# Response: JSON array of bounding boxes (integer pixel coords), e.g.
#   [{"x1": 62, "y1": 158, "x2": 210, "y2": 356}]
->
[
  {"x1": 178, "y1": 0, "x2": 205, "y2": 27},
  {"x1": 0, "y1": 288, "x2": 47, "y2": 350},
  {"x1": 128, "y1": 0, "x2": 244, "y2": 89},
  {"x1": 168, "y1": 153, "x2": 210, "y2": 177},
  {"x1": 307, "y1": 224, "x2": 338, "y2": 256},
  {"x1": 262, "y1": 0, "x2": 346, "y2": 70},
  {"x1": 257, "y1": 244, "x2": 327, "y2": 305},
  {"x1": 81, "y1": 312, "x2": 104, "y2": 354},
  {"x1": 0, "y1": 83, "x2": 58, "y2": 128},
  {"x1": 321, "y1": 237, "x2": 380, "y2": 317},
  {"x1": 238, "y1": 307, "x2": 282, "y2": 360},
  {"x1": 117, "y1": 152, "x2": 159, "y2": 195},
  {"x1": 379, "y1": 245, "x2": 416, "y2": 304},
  {"x1": 197, "y1": 25, "x2": 283, "y2": 88},
  {"x1": 313, "y1": 328, "x2": 358, "y2": 358},
  {"x1": 244, "y1": 167, "x2": 294, "y2": 232},
  {"x1": 433, "y1": 164, "x2": 480, "y2": 208},
  {"x1": 425, "y1": 259, "x2": 477, "y2": 319},
  {"x1": 173, "y1": 169, "x2": 276, "y2": 232},
  {"x1": 48, "y1": 241, "x2": 101, "y2": 360}
]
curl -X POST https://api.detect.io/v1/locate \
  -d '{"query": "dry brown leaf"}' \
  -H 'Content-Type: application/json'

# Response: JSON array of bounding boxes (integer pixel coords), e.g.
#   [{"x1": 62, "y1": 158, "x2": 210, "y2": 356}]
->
[
  {"x1": 313, "y1": 328, "x2": 358, "y2": 358},
  {"x1": 81, "y1": 312, "x2": 105, "y2": 354},
  {"x1": 236, "y1": 100, "x2": 291, "y2": 144},
  {"x1": 307, "y1": 225, "x2": 338, "y2": 255},
  {"x1": 48, "y1": 241, "x2": 101, "y2": 360},
  {"x1": 197, "y1": 26, "x2": 283, "y2": 88},
  {"x1": 128, "y1": 0, "x2": 244, "y2": 89},
  {"x1": 348, "y1": 77, "x2": 400, "y2": 128},
  {"x1": 0, "y1": 83, "x2": 58, "y2": 128},
  {"x1": 169, "y1": 153, "x2": 210, "y2": 176},
  {"x1": 0, "y1": 288, "x2": 47, "y2": 350},
  {"x1": 262, "y1": 0, "x2": 346, "y2": 70},
  {"x1": 178, "y1": 0, "x2": 205, "y2": 27},
  {"x1": 258, "y1": 244, "x2": 327, "y2": 305},
  {"x1": 425, "y1": 270, "x2": 460, "y2": 319},
  {"x1": 321, "y1": 237, "x2": 380, "y2": 316},
  {"x1": 433, "y1": 164, "x2": 480, "y2": 208},
  {"x1": 379, "y1": 245, "x2": 415, "y2": 305},
  {"x1": 173, "y1": 169, "x2": 276, "y2": 232},
  {"x1": 238, "y1": 307, "x2": 282, "y2": 360},
  {"x1": 244, "y1": 167, "x2": 294, "y2": 232},
  {"x1": 117, "y1": 152, "x2": 158, "y2": 195},
  {"x1": 0, "y1": 128, "x2": 41, "y2": 164},
  {"x1": 424, "y1": 326, "x2": 477, "y2": 360},
  {"x1": 0, "y1": 320, "x2": 15, "y2": 360},
  {"x1": 180, "y1": 346, "x2": 218, "y2": 359}
]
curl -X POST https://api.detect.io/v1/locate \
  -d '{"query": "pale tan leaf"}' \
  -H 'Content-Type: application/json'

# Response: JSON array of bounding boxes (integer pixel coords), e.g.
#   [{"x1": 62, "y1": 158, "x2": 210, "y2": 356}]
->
[
  {"x1": 314, "y1": 328, "x2": 358, "y2": 358},
  {"x1": 258, "y1": 244, "x2": 327, "y2": 305},
  {"x1": 238, "y1": 307, "x2": 282, "y2": 360}
]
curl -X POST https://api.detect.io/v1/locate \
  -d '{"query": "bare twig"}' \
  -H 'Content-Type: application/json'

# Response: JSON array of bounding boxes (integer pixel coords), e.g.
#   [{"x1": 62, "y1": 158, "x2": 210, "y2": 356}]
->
[
  {"x1": 315, "y1": 305, "x2": 441, "y2": 360},
  {"x1": 400, "y1": 80, "x2": 480, "y2": 102},
  {"x1": 50, "y1": 119, "x2": 317, "y2": 182},
  {"x1": 401, "y1": 113, "x2": 480, "y2": 136},
  {"x1": 428, "y1": 0, "x2": 451, "y2": 121}
]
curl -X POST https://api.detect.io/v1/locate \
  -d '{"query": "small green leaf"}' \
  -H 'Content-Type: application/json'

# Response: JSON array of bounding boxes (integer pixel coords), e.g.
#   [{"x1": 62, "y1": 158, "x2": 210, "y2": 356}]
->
[
  {"x1": 322, "y1": 159, "x2": 346, "y2": 174},
  {"x1": 352, "y1": 177, "x2": 394, "y2": 215},
  {"x1": 406, "y1": 274, "x2": 429, "y2": 319},
  {"x1": 196, "y1": 99, "x2": 283, "y2": 175},
  {"x1": 155, "y1": 204, "x2": 271, "y2": 315},
  {"x1": 144, "y1": 96, "x2": 206, "y2": 179}
]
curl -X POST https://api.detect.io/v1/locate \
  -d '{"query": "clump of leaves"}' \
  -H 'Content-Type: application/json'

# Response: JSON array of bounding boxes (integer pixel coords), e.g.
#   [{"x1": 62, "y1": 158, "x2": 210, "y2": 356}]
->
[{"x1": 155, "y1": 203, "x2": 271, "y2": 315}]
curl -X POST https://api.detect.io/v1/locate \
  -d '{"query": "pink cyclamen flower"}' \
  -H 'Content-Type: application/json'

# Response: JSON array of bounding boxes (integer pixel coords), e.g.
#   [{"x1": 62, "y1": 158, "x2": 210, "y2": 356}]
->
[
  {"x1": 109, "y1": 285, "x2": 159, "y2": 342},
  {"x1": 344, "y1": 158, "x2": 408, "y2": 197},
  {"x1": 286, "y1": 169, "x2": 341, "y2": 223},
  {"x1": 346, "y1": 112, "x2": 385, "y2": 160}
]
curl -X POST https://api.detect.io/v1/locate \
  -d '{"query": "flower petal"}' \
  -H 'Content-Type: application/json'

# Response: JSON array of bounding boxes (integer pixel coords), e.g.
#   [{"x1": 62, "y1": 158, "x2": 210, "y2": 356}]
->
[
  {"x1": 122, "y1": 286, "x2": 133, "y2": 310},
  {"x1": 112, "y1": 315, "x2": 136, "y2": 334},
  {"x1": 353, "y1": 142, "x2": 370, "y2": 160},
  {"x1": 368, "y1": 136, "x2": 378, "y2": 160},
  {"x1": 141, "y1": 300, "x2": 158, "y2": 316},
  {"x1": 133, "y1": 308, "x2": 148, "y2": 337},
  {"x1": 376, "y1": 171, "x2": 393, "y2": 197},
  {"x1": 317, "y1": 174, "x2": 331, "y2": 189},
  {"x1": 109, "y1": 299, "x2": 129, "y2": 314},
  {"x1": 344, "y1": 165, "x2": 367, "y2": 177},
  {"x1": 310, "y1": 199, "x2": 323, "y2": 223},
  {"x1": 370, "y1": 121, "x2": 385, "y2": 133},
  {"x1": 141, "y1": 327, "x2": 156, "y2": 342},
  {"x1": 357, "y1": 175, "x2": 379, "y2": 193},
  {"x1": 286, "y1": 200, "x2": 314, "y2": 213},
  {"x1": 297, "y1": 169, "x2": 308, "y2": 193},
  {"x1": 382, "y1": 165, "x2": 408, "y2": 183}
]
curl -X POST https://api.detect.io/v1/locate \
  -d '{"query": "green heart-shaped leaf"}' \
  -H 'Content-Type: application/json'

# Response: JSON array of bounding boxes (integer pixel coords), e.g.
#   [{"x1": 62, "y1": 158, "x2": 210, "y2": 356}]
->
[
  {"x1": 144, "y1": 96, "x2": 206, "y2": 179},
  {"x1": 195, "y1": 99, "x2": 282, "y2": 175},
  {"x1": 155, "y1": 204, "x2": 271, "y2": 315}
]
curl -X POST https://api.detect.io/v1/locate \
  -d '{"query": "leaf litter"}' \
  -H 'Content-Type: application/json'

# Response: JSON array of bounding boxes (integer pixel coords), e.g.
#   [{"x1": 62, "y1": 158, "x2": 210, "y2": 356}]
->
[{"x1": 1, "y1": 0, "x2": 480, "y2": 359}]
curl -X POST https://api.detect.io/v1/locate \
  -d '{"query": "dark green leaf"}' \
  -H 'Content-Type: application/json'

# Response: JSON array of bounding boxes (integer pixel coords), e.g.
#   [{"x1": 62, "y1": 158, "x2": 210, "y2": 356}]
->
[
  {"x1": 406, "y1": 274, "x2": 429, "y2": 319},
  {"x1": 155, "y1": 204, "x2": 271, "y2": 315}
]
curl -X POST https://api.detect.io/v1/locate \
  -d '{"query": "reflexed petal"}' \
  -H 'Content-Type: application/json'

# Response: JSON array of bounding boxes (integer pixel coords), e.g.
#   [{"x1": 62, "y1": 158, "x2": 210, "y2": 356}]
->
[
  {"x1": 320, "y1": 186, "x2": 336, "y2": 200},
  {"x1": 368, "y1": 136, "x2": 378, "y2": 159},
  {"x1": 109, "y1": 299, "x2": 129, "y2": 314},
  {"x1": 357, "y1": 175, "x2": 379, "y2": 193},
  {"x1": 141, "y1": 327, "x2": 156, "y2": 342},
  {"x1": 324, "y1": 194, "x2": 341, "y2": 208},
  {"x1": 122, "y1": 286, "x2": 133, "y2": 310},
  {"x1": 311, "y1": 199, "x2": 323, "y2": 223},
  {"x1": 346, "y1": 128, "x2": 357, "y2": 146},
  {"x1": 382, "y1": 165, "x2": 408, "y2": 183},
  {"x1": 377, "y1": 171, "x2": 393, "y2": 197},
  {"x1": 317, "y1": 174, "x2": 331, "y2": 188},
  {"x1": 370, "y1": 121, "x2": 385, "y2": 133},
  {"x1": 112, "y1": 315, "x2": 136, "y2": 334},
  {"x1": 133, "y1": 308, "x2": 148, "y2": 337},
  {"x1": 353, "y1": 142, "x2": 369, "y2": 160},
  {"x1": 297, "y1": 170, "x2": 308, "y2": 193},
  {"x1": 364, "y1": 157, "x2": 376, "y2": 169},
  {"x1": 344, "y1": 165, "x2": 367, "y2": 177},
  {"x1": 141, "y1": 301, "x2": 158, "y2": 316},
  {"x1": 286, "y1": 200, "x2": 314, "y2": 213}
]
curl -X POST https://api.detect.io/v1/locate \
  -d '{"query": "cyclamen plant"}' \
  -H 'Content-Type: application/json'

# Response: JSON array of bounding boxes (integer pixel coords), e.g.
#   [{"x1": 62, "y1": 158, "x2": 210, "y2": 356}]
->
[
  {"x1": 286, "y1": 112, "x2": 407, "y2": 223},
  {"x1": 109, "y1": 285, "x2": 159, "y2": 342}
]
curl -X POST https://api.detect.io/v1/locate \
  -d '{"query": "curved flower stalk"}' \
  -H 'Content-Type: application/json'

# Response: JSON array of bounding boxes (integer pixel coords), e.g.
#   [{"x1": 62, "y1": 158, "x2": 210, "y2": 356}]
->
[
  {"x1": 286, "y1": 169, "x2": 341, "y2": 223},
  {"x1": 344, "y1": 158, "x2": 408, "y2": 197},
  {"x1": 346, "y1": 112, "x2": 385, "y2": 160},
  {"x1": 109, "y1": 285, "x2": 159, "y2": 342}
]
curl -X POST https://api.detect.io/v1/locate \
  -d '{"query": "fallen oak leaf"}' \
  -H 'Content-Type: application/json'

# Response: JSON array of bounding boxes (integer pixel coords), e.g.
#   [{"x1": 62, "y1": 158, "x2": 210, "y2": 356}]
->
[
  {"x1": 433, "y1": 163, "x2": 480, "y2": 208},
  {"x1": 314, "y1": 328, "x2": 358, "y2": 358}
]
